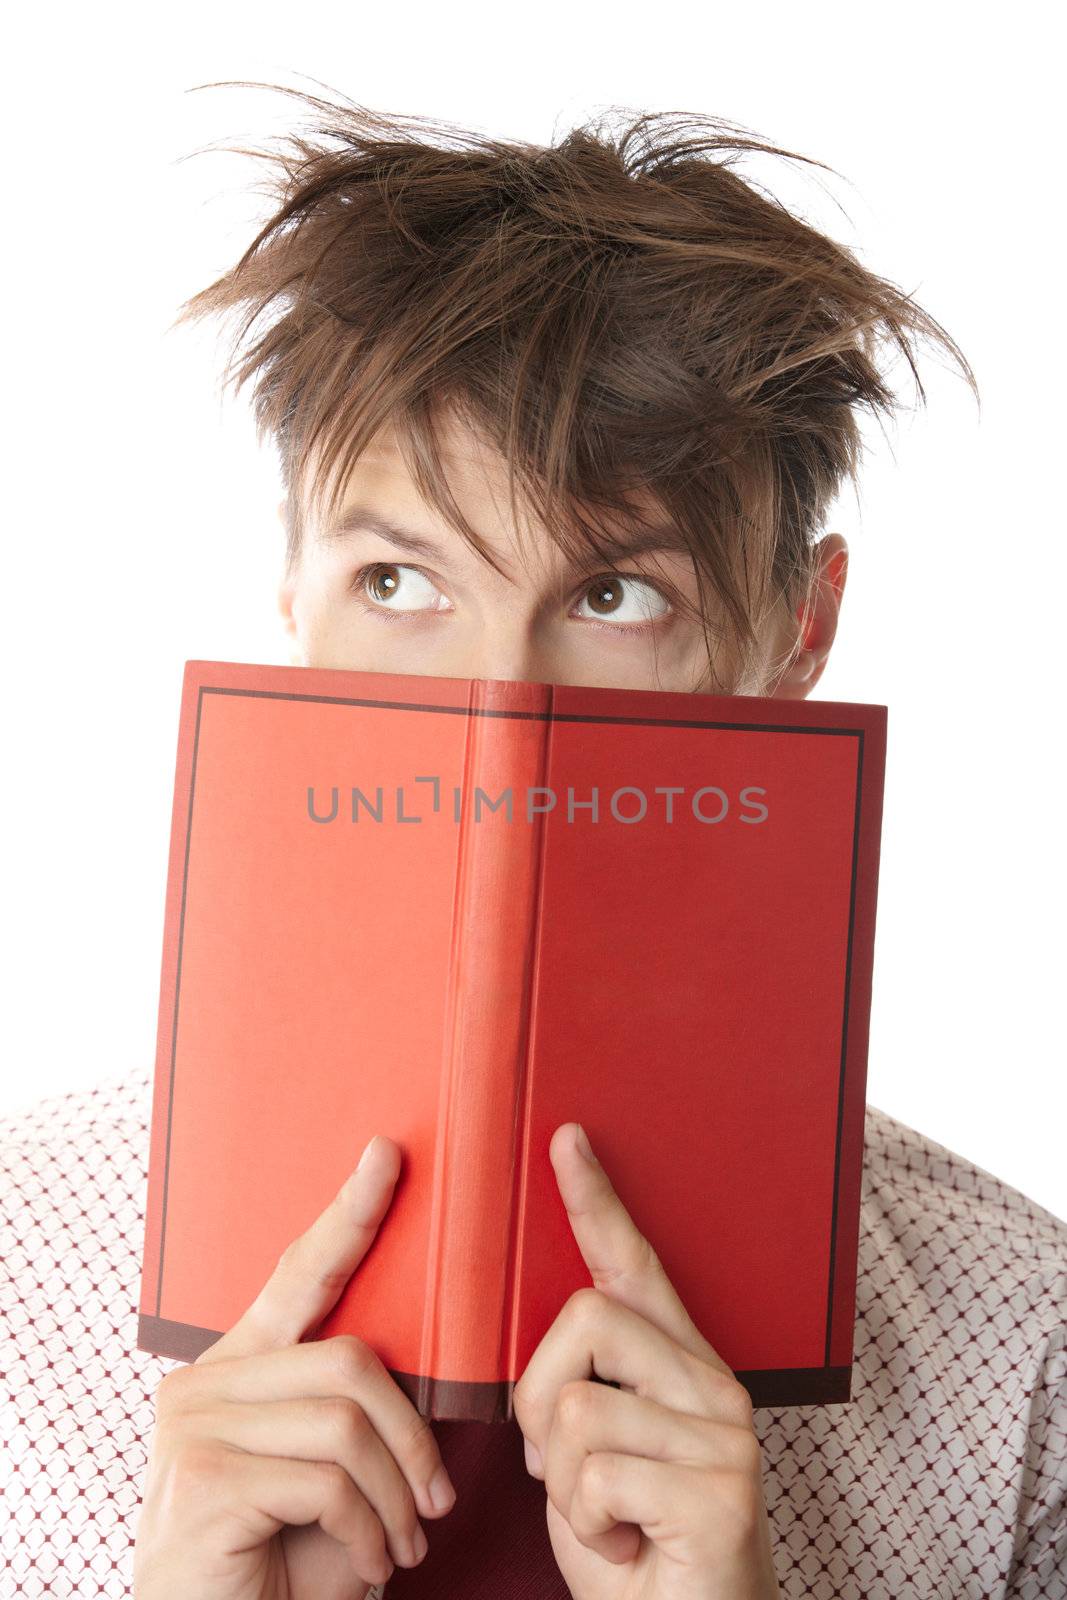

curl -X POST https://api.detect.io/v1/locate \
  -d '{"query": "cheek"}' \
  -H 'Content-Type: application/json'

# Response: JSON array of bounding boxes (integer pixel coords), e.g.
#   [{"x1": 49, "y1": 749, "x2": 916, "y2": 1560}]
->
[
  {"x1": 288, "y1": 582, "x2": 351, "y2": 670},
  {"x1": 295, "y1": 588, "x2": 431, "y2": 675}
]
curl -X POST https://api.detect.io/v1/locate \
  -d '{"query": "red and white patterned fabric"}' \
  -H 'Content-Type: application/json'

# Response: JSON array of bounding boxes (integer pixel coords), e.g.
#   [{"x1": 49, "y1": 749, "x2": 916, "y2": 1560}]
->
[{"x1": 1, "y1": 1068, "x2": 1064, "y2": 1598}]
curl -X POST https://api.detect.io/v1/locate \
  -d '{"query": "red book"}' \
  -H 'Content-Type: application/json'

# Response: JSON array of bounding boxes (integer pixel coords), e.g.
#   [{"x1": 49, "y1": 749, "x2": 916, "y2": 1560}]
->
[{"x1": 137, "y1": 658, "x2": 887, "y2": 1420}]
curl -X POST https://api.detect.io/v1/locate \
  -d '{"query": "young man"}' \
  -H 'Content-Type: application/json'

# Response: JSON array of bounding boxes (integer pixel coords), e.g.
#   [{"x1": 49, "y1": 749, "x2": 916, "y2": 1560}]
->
[{"x1": 2, "y1": 92, "x2": 1064, "y2": 1600}]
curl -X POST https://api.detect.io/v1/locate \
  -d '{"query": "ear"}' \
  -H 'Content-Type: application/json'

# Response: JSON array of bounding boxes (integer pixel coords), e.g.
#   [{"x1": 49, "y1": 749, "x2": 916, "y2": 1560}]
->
[
  {"x1": 767, "y1": 533, "x2": 849, "y2": 699},
  {"x1": 277, "y1": 575, "x2": 304, "y2": 666},
  {"x1": 276, "y1": 502, "x2": 305, "y2": 667}
]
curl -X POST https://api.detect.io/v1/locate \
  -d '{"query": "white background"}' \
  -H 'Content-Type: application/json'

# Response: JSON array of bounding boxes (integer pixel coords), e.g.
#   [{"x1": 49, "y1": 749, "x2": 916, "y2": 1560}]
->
[{"x1": 3, "y1": 3, "x2": 1064, "y2": 1220}]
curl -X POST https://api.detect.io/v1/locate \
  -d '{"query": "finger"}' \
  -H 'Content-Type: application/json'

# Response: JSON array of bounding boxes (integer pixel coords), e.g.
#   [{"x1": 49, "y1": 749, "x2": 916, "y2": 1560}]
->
[
  {"x1": 175, "y1": 1396, "x2": 429, "y2": 1569},
  {"x1": 166, "y1": 1440, "x2": 395, "y2": 1588},
  {"x1": 161, "y1": 1335, "x2": 456, "y2": 1522},
  {"x1": 544, "y1": 1379, "x2": 761, "y2": 1557},
  {"x1": 569, "y1": 1452, "x2": 713, "y2": 1557},
  {"x1": 514, "y1": 1288, "x2": 747, "y2": 1465},
  {"x1": 550, "y1": 1123, "x2": 731, "y2": 1371},
  {"x1": 198, "y1": 1134, "x2": 402, "y2": 1365}
]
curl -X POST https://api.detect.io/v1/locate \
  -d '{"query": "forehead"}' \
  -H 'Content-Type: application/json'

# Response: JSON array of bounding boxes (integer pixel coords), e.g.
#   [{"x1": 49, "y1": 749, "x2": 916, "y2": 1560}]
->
[
  {"x1": 311, "y1": 411, "x2": 519, "y2": 530},
  {"x1": 307, "y1": 409, "x2": 672, "y2": 584},
  {"x1": 319, "y1": 418, "x2": 553, "y2": 583},
  {"x1": 365, "y1": 410, "x2": 502, "y2": 473},
  {"x1": 378, "y1": 418, "x2": 521, "y2": 530}
]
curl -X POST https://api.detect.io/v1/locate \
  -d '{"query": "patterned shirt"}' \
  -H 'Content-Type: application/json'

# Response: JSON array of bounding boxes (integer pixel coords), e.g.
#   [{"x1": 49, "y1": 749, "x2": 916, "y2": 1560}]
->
[{"x1": 1, "y1": 1068, "x2": 1064, "y2": 1599}]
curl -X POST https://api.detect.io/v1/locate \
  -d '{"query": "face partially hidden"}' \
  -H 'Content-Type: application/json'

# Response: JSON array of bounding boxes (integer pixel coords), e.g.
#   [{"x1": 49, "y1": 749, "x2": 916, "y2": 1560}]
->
[{"x1": 277, "y1": 413, "x2": 847, "y2": 699}]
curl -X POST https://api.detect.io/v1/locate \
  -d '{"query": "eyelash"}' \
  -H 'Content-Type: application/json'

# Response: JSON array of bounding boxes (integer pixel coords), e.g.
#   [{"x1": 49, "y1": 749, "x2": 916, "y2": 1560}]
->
[{"x1": 348, "y1": 562, "x2": 675, "y2": 633}]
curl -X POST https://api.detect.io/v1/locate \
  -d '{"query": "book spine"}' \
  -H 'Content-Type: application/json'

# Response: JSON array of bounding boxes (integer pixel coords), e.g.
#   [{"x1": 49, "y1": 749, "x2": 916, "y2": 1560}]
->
[
  {"x1": 420, "y1": 678, "x2": 554, "y2": 1420},
  {"x1": 139, "y1": 662, "x2": 202, "y2": 1330}
]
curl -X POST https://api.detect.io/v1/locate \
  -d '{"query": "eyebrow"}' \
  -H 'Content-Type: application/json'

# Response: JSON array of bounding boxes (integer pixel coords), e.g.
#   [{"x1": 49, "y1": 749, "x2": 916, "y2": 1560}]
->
[{"x1": 320, "y1": 503, "x2": 693, "y2": 567}]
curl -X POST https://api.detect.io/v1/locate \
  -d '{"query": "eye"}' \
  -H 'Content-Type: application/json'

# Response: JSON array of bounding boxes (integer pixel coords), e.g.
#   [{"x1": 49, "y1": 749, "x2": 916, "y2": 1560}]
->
[
  {"x1": 573, "y1": 575, "x2": 671, "y2": 627},
  {"x1": 353, "y1": 562, "x2": 450, "y2": 614}
]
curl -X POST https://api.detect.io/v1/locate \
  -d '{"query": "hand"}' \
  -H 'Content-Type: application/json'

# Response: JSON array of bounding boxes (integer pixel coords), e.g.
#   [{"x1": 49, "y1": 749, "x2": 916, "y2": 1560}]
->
[
  {"x1": 512, "y1": 1124, "x2": 782, "y2": 1600},
  {"x1": 133, "y1": 1135, "x2": 457, "y2": 1600}
]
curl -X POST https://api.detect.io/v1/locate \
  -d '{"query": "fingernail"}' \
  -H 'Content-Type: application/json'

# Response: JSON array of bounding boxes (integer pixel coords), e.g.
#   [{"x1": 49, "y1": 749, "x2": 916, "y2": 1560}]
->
[
  {"x1": 412, "y1": 1523, "x2": 428, "y2": 1562},
  {"x1": 524, "y1": 1437, "x2": 543, "y2": 1476},
  {"x1": 356, "y1": 1135, "x2": 379, "y2": 1173},
  {"x1": 574, "y1": 1124, "x2": 597, "y2": 1165},
  {"x1": 428, "y1": 1465, "x2": 456, "y2": 1512}
]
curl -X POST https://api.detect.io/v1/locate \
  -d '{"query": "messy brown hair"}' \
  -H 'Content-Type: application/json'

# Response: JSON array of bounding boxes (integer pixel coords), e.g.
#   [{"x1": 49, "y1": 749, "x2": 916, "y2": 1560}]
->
[{"x1": 175, "y1": 81, "x2": 978, "y2": 692}]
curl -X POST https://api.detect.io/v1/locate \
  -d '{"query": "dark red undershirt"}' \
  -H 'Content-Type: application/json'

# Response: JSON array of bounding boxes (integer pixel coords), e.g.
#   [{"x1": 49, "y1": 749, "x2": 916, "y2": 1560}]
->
[{"x1": 385, "y1": 1419, "x2": 571, "y2": 1597}]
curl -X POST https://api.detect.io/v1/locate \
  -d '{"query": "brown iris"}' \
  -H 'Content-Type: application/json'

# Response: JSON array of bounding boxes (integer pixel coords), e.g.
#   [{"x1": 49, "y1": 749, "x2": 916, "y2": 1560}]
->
[
  {"x1": 367, "y1": 565, "x2": 401, "y2": 602},
  {"x1": 585, "y1": 578, "x2": 625, "y2": 616}
]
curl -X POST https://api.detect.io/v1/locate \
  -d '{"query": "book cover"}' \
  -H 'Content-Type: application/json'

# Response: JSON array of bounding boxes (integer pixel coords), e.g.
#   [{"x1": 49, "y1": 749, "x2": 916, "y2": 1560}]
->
[{"x1": 137, "y1": 658, "x2": 887, "y2": 1421}]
